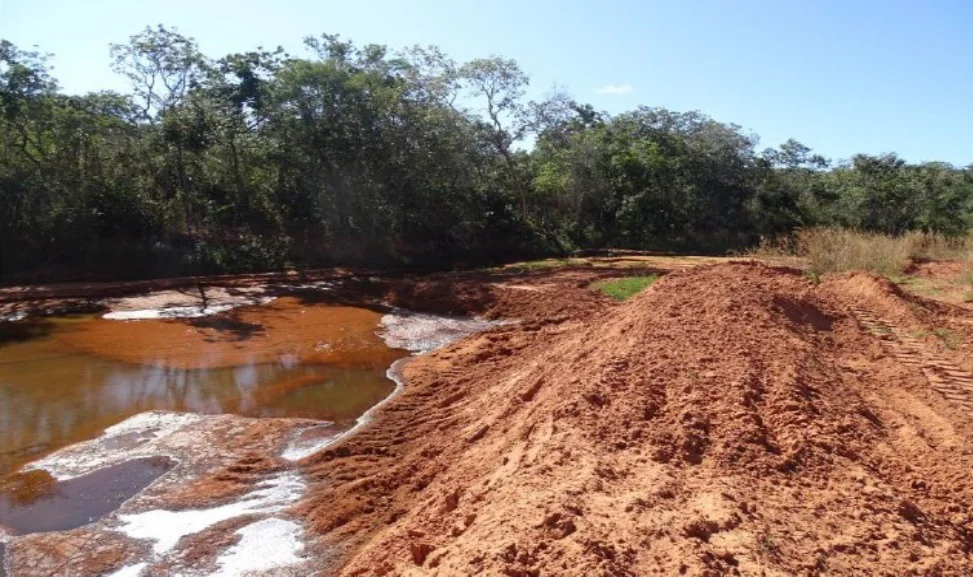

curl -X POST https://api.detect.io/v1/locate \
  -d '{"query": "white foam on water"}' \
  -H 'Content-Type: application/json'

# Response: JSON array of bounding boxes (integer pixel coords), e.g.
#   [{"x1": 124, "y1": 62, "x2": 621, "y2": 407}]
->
[
  {"x1": 102, "y1": 411, "x2": 205, "y2": 438},
  {"x1": 379, "y1": 310, "x2": 499, "y2": 354},
  {"x1": 286, "y1": 310, "x2": 500, "y2": 457},
  {"x1": 104, "y1": 304, "x2": 236, "y2": 320},
  {"x1": 103, "y1": 297, "x2": 276, "y2": 320},
  {"x1": 0, "y1": 311, "x2": 27, "y2": 323},
  {"x1": 10, "y1": 309, "x2": 497, "y2": 575},
  {"x1": 25, "y1": 411, "x2": 204, "y2": 480},
  {"x1": 277, "y1": 310, "x2": 499, "y2": 462},
  {"x1": 203, "y1": 518, "x2": 304, "y2": 577},
  {"x1": 116, "y1": 472, "x2": 305, "y2": 556},
  {"x1": 105, "y1": 562, "x2": 147, "y2": 577},
  {"x1": 280, "y1": 426, "x2": 339, "y2": 462},
  {"x1": 280, "y1": 440, "x2": 325, "y2": 462},
  {"x1": 278, "y1": 280, "x2": 337, "y2": 291}
]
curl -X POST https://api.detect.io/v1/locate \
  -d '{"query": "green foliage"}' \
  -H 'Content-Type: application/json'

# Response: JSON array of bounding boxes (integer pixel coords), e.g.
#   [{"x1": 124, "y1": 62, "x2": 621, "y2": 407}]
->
[
  {"x1": 1, "y1": 29, "x2": 971, "y2": 282},
  {"x1": 592, "y1": 276, "x2": 659, "y2": 301}
]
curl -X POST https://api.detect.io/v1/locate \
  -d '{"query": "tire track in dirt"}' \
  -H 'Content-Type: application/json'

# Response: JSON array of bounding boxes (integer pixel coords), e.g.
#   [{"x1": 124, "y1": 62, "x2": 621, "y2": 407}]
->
[
  {"x1": 849, "y1": 306, "x2": 973, "y2": 413},
  {"x1": 296, "y1": 263, "x2": 973, "y2": 576}
]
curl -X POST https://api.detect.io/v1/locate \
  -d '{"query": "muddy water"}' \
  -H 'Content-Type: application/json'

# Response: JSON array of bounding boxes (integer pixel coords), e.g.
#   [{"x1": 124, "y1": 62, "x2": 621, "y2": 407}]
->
[
  {"x1": 0, "y1": 457, "x2": 175, "y2": 535},
  {"x1": 0, "y1": 297, "x2": 405, "y2": 478}
]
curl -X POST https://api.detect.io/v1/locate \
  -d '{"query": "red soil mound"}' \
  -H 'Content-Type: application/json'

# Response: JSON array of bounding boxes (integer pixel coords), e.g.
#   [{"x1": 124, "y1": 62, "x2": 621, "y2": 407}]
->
[
  {"x1": 299, "y1": 262, "x2": 973, "y2": 576},
  {"x1": 822, "y1": 272, "x2": 973, "y2": 372}
]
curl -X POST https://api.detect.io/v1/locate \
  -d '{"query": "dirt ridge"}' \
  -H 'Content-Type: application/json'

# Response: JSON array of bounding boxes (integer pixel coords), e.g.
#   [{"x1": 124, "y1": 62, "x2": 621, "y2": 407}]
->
[
  {"x1": 295, "y1": 262, "x2": 973, "y2": 576},
  {"x1": 849, "y1": 306, "x2": 973, "y2": 413}
]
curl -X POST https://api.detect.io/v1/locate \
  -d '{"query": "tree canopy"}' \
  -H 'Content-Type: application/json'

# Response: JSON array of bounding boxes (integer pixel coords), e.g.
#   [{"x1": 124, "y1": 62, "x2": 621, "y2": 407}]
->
[{"x1": 1, "y1": 28, "x2": 970, "y2": 280}]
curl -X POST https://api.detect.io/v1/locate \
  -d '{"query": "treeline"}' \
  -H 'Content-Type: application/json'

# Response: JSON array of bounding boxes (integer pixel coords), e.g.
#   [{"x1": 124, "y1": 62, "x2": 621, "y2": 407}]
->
[{"x1": 2, "y1": 27, "x2": 971, "y2": 280}]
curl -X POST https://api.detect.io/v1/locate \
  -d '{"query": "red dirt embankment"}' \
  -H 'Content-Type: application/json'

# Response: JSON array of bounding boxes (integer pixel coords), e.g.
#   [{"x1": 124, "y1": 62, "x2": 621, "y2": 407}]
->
[{"x1": 299, "y1": 262, "x2": 973, "y2": 576}]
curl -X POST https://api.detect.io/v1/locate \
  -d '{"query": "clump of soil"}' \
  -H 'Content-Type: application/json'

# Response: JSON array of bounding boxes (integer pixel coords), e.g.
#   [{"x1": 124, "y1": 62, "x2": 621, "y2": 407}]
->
[{"x1": 300, "y1": 262, "x2": 973, "y2": 576}]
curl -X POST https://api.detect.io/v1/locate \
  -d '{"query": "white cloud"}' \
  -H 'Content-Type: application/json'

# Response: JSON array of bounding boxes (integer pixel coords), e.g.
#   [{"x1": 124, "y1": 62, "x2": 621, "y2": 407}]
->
[{"x1": 595, "y1": 84, "x2": 635, "y2": 95}]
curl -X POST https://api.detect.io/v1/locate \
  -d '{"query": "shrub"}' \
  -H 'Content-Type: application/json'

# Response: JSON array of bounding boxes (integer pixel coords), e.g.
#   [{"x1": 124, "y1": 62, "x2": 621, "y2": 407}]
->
[{"x1": 749, "y1": 228, "x2": 973, "y2": 276}]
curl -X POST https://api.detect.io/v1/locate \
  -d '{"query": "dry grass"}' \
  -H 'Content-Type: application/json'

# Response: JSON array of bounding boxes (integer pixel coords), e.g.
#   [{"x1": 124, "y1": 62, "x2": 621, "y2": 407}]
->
[
  {"x1": 493, "y1": 258, "x2": 590, "y2": 273},
  {"x1": 962, "y1": 269, "x2": 973, "y2": 302},
  {"x1": 914, "y1": 234, "x2": 973, "y2": 262},
  {"x1": 749, "y1": 228, "x2": 973, "y2": 276}
]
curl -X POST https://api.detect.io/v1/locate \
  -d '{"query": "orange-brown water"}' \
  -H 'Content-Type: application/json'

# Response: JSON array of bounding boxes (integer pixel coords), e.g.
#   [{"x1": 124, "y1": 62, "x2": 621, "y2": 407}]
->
[{"x1": 0, "y1": 297, "x2": 405, "y2": 478}]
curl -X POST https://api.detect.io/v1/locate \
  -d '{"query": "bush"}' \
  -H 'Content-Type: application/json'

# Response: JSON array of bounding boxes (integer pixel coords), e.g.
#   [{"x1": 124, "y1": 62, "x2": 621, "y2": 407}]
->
[{"x1": 749, "y1": 227, "x2": 973, "y2": 277}]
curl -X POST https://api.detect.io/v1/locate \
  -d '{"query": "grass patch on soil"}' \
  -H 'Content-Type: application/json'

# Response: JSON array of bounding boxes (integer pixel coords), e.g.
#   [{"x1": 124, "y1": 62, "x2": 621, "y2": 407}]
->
[
  {"x1": 592, "y1": 276, "x2": 658, "y2": 301},
  {"x1": 896, "y1": 277, "x2": 944, "y2": 297},
  {"x1": 963, "y1": 269, "x2": 973, "y2": 302},
  {"x1": 932, "y1": 328, "x2": 961, "y2": 350},
  {"x1": 868, "y1": 324, "x2": 893, "y2": 336}
]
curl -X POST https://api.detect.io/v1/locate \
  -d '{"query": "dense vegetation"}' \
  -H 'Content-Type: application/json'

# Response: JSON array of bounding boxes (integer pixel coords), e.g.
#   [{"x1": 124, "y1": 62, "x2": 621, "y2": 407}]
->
[{"x1": 2, "y1": 28, "x2": 972, "y2": 280}]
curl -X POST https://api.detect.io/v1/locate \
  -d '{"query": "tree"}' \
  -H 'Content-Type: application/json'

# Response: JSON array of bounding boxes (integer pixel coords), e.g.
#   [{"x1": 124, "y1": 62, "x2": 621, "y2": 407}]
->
[
  {"x1": 110, "y1": 25, "x2": 209, "y2": 123},
  {"x1": 2, "y1": 30, "x2": 971, "y2": 281},
  {"x1": 750, "y1": 139, "x2": 832, "y2": 234},
  {"x1": 459, "y1": 58, "x2": 532, "y2": 217}
]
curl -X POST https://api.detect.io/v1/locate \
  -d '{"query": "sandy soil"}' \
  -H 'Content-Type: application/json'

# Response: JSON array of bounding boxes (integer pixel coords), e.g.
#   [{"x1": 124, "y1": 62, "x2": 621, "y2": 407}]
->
[
  {"x1": 297, "y1": 262, "x2": 973, "y2": 576},
  {"x1": 4, "y1": 260, "x2": 973, "y2": 576},
  {"x1": 898, "y1": 260, "x2": 973, "y2": 309}
]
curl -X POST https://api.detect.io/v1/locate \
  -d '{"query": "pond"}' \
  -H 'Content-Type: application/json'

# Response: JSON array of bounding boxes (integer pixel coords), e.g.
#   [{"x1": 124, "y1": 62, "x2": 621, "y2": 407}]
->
[{"x1": 0, "y1": 297, "x2": 406, "y2": 480}]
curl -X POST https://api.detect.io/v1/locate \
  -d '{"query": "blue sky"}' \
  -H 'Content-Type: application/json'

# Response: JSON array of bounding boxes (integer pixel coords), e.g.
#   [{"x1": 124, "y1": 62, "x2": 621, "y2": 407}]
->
[{"x1": 4, "y1": 0, "x2": 971, "y2": 165}]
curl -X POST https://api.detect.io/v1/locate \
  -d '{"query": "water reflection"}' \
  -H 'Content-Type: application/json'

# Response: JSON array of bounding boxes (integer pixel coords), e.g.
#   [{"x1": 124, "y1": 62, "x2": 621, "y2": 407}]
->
[
  {"x1": 0, "y1": 300, "x2": 405, "y2": 477},
  {"x1": 0, "y1": 457, "x2": 175, "y2": 534}
]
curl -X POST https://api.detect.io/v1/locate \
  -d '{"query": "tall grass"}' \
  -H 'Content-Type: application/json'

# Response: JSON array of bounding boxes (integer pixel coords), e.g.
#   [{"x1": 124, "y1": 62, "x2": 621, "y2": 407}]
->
[{"x1": 750, "y1": 228, "x2": 973, "y2": 276}]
